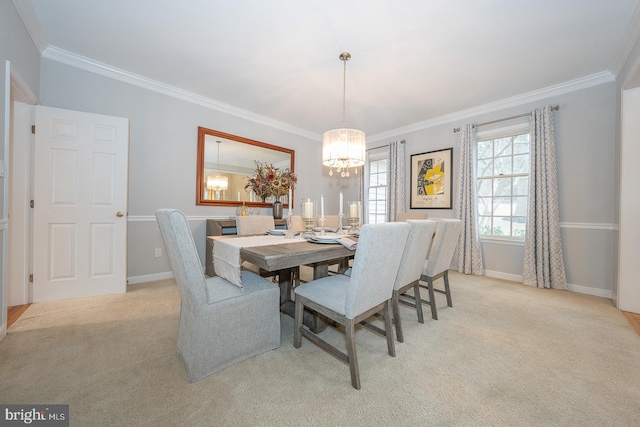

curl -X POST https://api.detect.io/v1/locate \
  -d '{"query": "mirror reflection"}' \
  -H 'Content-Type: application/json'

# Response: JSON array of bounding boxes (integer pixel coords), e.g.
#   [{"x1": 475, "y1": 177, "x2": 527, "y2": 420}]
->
[{"x1": 196, "y1": 127, "x2": 295, "y2": 207}]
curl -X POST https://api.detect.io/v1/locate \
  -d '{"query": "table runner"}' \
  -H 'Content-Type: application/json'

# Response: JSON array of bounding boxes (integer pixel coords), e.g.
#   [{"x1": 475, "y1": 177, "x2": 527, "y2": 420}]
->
[{"x1": 213, "y1": 235, "x2": 307, "y2": 289}]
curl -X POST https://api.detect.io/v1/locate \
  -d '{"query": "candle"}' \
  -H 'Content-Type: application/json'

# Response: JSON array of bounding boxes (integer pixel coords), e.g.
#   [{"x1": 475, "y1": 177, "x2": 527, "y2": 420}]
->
[
  {"x1": 350, "y1": 202, "x2": 359, "y2": 218},
  {"x1": 237, "y1": 191, "x2": 241, "y2": 201},
  {"x1": 288, "y1": 187, "x2": 292, "y2": 216},
  {"x1": 320, "y1": 194, "x2": 325, "y2": 218},
  {"x1": 339, "y1": 191, "x2": 343, "y2": 215},
  {"x1": 303, "y1": 199, "x2": 314, "y2": 219}
]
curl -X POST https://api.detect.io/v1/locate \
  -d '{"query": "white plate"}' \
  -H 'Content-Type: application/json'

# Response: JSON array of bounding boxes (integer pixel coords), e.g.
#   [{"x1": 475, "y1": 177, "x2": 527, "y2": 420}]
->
[{"x1": 266, "y1": 229, "x2": 286, "y2": 236}]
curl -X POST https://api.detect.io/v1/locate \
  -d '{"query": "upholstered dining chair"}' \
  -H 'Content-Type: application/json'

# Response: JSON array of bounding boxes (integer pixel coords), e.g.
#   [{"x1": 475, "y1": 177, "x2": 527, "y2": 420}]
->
[
  {"x1": 397, "y1": 211, "x2": 428, "y2": 222},
  {"x1": 293, "y1": 222, "x2": 411, "y2": 389},
  {"x1": 236, "y1": 215, "x2": 275, "y2": 235},
  {"x1": 418, "y1": 219, "x2": 463, "y2": 320},
  {"x1": 156, "y1": 209, "x2": 280, "y2": 383},
  {"x1": 391, "y1": 219, "x2": 438, "y2": 343}
]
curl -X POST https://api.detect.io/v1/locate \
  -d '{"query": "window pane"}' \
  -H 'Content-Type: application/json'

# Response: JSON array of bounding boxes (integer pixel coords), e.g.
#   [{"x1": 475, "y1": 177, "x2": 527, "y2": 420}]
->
[
  {"x1": 494, "y1": 156, "x2": 512, "y2": 175},
  {"x1": 513, "y1": 134, "x2": 529, "y2": 154},
  {"x1": 477, "y1": 179, "x2": 492, "y2": 197},
  {"x1": 512, "y1": 196, "x2": 528, "y2": 216},
  {"x1": 512, "y1": 219, "x2": 526, "y2": 237},
  {"x1": 492, "y1": 216, "x2": 510, "y2": 236},
  {"x1": 477, "y1": 140, "x2": 493, "y2": 159},
  {"x1": 493, "y1": 197, "x2": 511, "y2": 216},
  {"x1": 375, "y1": 187, "x2": 386, "y2": 198},
  {"x1": 478, "y1": 197, "x2": 492, "y2": 215},
  {"x1": 477, "y1": 159, "x2": 493, "y2": 177},
  {"x1": 512, "y1": 176, "x2": 528, "y2": 196},
  {"x1": 495, "y1": 138, "x2": 512, "y2": 156},
  {"x1": 479, "y1": 216, "x2": 492, "y2": 235},
  {"x1": 377, "y1": 161, "x2": 387, "y2": 172},
  {"x1": 513, "y1": 154, "x2": 529, "y2": 174},
  {"x1": 494, "y1": 177, "x2": 512, "y2": 197}
]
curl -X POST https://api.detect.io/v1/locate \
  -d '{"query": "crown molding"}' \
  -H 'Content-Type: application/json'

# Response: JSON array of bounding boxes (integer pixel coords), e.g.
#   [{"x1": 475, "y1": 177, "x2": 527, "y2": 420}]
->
[
  {"x1": 367, "y1": 71, "x2": 615, "y2": 143},
  {"x1": 41, "y1": 46, "x2": 321, "y2": 141},
  {"x1": 12, "y1": 0, "x2": 48, "y2": 53},
  {"x1": 609, "y1": 1, "x2": 640, "y2": 77}
]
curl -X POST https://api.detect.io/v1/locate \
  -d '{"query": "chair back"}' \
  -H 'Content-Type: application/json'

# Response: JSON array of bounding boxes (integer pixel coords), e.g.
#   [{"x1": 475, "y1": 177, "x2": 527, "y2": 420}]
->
[
  {"x1": 423, "y1": 219, "x2": 463, "y2": 277},
  {"x1": 236, "y1": 215, "x2": 275, "y2": 235},
  {"x1": 287, "y1": 215, "x2": 306, "y2": 232},
  {"x1": 323, "y1": 215, "x2": 341, "y2": 230},
  {"x1": 155, "y1": 209, "x2": 207, "y2": 305},
  {"x1": 393, "y1": 220, "x2": 438, "y2": 290},
  {"x1": 345, "y1": 222, "x2": 410, "y2": 318},
  {"x1": 397, "y1": 211, "x2": 428, "y2": 222}
]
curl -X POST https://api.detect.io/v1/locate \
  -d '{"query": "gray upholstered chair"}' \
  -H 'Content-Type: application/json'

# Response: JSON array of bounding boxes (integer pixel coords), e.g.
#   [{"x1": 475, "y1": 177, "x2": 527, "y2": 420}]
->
[
  {"x1": 397, "y1": 211, "x2": 428, "y2": 222},
  {"x1": 418, "y1": 219, "x2": 463, "y2": 320},
  {"x1": 293, "y1": 222, "x2": 411, "y2": 389},
  {"x1": 156, "y1": 209, "x2": 280, "y2": 383},
  {"x1": 391, "y1": 219, "x2": 438, "y2": 342},
  {"x1": 236, "y1": 215, "x2": 275, "y2": 235}
]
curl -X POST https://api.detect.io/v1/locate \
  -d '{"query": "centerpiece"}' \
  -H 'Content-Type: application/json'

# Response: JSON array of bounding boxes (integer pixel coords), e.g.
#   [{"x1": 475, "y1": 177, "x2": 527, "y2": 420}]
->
[{"x1": 245, "y1": 161, "x2": 297, "y2": 219}]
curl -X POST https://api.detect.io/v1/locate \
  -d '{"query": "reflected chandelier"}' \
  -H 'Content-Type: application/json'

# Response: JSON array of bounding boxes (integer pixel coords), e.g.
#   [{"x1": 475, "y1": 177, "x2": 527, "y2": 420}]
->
[
  {"x1": 322, "y1": 52, "x2": 366, "y2": 177},
  {"x1": 207, "y1": 140, "x2": 228, "y2": 192}
]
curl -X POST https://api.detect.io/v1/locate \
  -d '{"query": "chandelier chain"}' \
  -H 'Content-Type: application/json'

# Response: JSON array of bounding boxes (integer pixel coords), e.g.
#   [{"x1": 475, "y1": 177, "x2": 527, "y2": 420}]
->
[{"x1": 342, "y1": 56, "x2": 347, "y2": 129}]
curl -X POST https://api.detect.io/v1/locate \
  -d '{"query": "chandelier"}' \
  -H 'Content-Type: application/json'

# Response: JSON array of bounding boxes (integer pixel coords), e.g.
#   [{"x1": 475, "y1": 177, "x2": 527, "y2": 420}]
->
[
  {"x1": 322, "y1": 52, "x2": 366, "y2": 177},
  {"x1": 207, "y1": 140, "x2": 228, "y2": 197}
]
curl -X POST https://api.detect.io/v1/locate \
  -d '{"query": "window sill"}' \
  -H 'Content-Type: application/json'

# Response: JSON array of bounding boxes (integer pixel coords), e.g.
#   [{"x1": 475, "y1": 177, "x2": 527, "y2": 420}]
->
[{"x1": 479, "y1": 236, "x2": 525, "y2": 246}]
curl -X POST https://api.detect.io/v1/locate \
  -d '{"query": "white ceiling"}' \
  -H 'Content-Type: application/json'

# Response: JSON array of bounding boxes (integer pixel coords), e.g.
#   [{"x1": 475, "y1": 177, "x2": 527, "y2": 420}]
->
[{"x1": 22, "y1": 0, "x2": 640, "y2": 139}]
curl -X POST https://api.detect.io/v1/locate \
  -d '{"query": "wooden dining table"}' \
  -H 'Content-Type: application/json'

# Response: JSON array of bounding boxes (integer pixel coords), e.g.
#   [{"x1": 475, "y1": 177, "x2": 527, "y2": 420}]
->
[{"x1": 239, "y1": 237, "x2": 356, "y2": 332}]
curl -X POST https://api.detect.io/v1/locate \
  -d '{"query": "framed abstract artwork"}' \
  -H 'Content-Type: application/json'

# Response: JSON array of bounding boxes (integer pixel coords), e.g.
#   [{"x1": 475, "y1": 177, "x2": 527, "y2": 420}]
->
[{"x1": 410, "y1": 147, "x2": 453, "y2": 209}]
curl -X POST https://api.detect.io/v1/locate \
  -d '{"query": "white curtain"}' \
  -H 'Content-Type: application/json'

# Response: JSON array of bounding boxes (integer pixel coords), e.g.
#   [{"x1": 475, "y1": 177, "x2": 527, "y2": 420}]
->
[
  {"x1": 523, "y1": 106, "x2": 567, "y2": 289},
  {"x1": 451, "y1": 124, "x2": 484, "y2": 275},
  {"x1": 387, "y1": 140, "x2": 406, "y2": 221}
]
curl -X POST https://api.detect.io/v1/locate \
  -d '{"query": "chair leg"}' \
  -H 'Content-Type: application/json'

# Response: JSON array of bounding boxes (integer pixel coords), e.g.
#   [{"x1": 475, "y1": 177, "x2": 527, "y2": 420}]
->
[
  {"x1": 293, "y1": 299, "x2": 304, "y2": 348},
  {"x1": 413, "y1": 282, "x2": 425, "y2": 324},
  {"x1": 383, "y1": 301, "x2": 396, "y2": 356},
  {"x1": 392, "y1": 290, "x2": 404, "y2": 343},
  {"x1": 443, "y1": 271, "x2": 452, "y2": 307},
  {"x1": 427, "y1": 277, "x2": 438, "y2": 320},
  {"x1": 345, "y1": 319, "x2": 360, "y2": 390}
]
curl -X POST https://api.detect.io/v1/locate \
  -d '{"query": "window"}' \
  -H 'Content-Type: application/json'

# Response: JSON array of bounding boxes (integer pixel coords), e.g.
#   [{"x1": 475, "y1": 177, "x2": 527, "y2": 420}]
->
[
  {"x1": 477, "y1": 132, "x2": 530, "y2": 238},
  {"x1": 367, "y1": 156, "x2": 388, "y2": 224}
]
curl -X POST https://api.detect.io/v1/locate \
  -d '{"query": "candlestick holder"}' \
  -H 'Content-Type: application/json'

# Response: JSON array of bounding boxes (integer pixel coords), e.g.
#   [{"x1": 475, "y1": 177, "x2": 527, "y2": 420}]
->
[
  {"x1": 337, "y1": 213, "x2": 346, "y2": 235},
  {"x1": 348, "y1": 216, "x2": 360, "y2": 234},
  {"x1": 300, "y1": 198, "x2": 316, "y2": 235},
  {"x1": 316, "y1": 216, "x2": 326, "y2": 236},
  {"x1": 302, "y1": 217, "x2": 315, "y2": 234}
]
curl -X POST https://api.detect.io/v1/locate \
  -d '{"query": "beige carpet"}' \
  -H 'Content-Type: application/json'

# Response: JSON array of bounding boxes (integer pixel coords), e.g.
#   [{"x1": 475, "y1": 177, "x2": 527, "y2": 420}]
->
[{"x1": 1, "y1": 273, "x2": 639, "y2": 426}]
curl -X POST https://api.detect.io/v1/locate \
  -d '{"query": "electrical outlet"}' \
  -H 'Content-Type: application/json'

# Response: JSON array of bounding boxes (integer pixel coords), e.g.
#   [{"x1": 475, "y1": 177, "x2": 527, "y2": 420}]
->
[{"x1": 154, "y1": 248, "x2": 162, "y2": 258}]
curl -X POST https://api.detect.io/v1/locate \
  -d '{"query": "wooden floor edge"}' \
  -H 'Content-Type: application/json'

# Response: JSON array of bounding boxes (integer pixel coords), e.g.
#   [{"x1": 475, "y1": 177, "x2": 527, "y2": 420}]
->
[
  {"x1": 7, "y1": 304, "x2": 31, "y2": 329},
  {"x1": 622, "y1": 311, "x2": 640, "y2": 336}
]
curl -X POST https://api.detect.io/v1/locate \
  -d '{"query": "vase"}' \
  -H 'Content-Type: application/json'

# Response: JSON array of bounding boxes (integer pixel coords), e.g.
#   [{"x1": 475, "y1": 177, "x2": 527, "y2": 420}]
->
[{"x1": 272, "y1": 201, "x2": 283, "y2": 219}]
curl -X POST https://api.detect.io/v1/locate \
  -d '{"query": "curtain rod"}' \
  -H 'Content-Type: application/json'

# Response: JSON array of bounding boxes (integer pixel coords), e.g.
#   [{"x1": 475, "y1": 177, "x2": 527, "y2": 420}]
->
[
  {"x1": 365, "y1": 140, "x2": 404, "y2": 152},
  {"x1": 452, "y1": 105, "x2": 559, "y2": 133}
]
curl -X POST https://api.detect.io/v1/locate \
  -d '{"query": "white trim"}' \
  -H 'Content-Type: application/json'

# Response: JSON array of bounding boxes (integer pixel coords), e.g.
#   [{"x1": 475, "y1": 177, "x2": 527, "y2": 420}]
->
[
  {"x1": 480, "y1": 237, "x2": 524, "y2": 246},
  {"x1": 127, "y1": 215, "x2": 235, "y2": 223},
  {"x1": 0, "y1": 219, "x2": 6, "y2": 230},
  {"x1": 10, "y1": 64, "x2": 38, "y2": 104},
  {"x1": 367, "y1": 71, "x2": 615, "y2": 143},
  {"x1": 12, "y1": 0, "x2": 48, "y2": 53},
  {"x1": 0, "y1": 324, "x2": 6, "y2": 341},
  {"x1": 41, "y1": 46, "x2": 320, "y2": 141},
  {"x1": 476, "y1": 123, "x2": 530, "y2": 140},
  {"x1": 559, "y1": 222, "x2": 617, "y2": 231},
  {"x1": 567, "y1": 283, "x2": 612, "y2": 299},
  {"x1": 484, "y1": 270, "x2": 612, "y2": 299},
  {"x1": 127, "y1": 271, "x2": 174, "y2": 285}
]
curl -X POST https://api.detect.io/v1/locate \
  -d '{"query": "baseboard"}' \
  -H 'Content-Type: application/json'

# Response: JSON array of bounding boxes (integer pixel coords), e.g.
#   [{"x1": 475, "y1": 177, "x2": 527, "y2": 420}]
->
[
  {"x1": 484, "y1": 270, "x2": 612, "y2": 299},
  {"x1": 127, "y1": 271, "x2": 174, "y2": 285},
  {"x1": 567, "y1": 283, "x2": 612, "y2": 299},
  {"x1": 484, "y1": 270, "x2": 522, "y2": 283},
  {"x1": 0, "y1": 324, "x2": 6, "y2": 341}
]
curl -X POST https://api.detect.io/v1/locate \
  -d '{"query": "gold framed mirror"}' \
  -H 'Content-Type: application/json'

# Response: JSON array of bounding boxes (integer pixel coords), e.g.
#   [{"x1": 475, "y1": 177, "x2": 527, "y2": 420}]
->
[{"x1": 196, "y1": 127, "x2": 295, "y2": 207}]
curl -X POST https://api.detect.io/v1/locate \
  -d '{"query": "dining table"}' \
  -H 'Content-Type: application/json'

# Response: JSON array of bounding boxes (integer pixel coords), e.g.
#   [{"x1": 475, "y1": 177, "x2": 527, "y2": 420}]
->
[{"x1": 210, "y1": 233, "x2": 357, "y2": 332}]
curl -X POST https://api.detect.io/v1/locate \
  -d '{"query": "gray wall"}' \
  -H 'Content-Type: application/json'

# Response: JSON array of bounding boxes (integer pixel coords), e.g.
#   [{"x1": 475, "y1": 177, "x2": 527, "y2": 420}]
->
[
  {"x1": 371, "y1": 82, "x2": 617, "y2": 296},
  {"x1": 38, "y1": 59, "x2": 360, "y2": 282}
]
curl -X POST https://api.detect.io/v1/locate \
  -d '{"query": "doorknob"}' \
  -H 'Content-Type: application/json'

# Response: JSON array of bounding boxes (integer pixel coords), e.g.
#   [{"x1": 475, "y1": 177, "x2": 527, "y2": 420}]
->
[{"x1": 116, "y1": 211, "x2": 124, "y2": 217}]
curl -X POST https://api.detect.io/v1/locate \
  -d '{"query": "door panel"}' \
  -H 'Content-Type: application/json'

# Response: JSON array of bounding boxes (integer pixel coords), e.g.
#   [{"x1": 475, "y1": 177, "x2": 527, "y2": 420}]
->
[{"x1": 33, "y1": 106, "x2": 129, "y2": 302}]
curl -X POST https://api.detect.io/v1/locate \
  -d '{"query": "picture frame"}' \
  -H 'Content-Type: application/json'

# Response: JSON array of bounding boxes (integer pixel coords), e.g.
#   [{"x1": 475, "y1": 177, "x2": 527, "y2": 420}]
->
[{"x1": 410, "y1": 147, "x2": 453, "y2": 209}]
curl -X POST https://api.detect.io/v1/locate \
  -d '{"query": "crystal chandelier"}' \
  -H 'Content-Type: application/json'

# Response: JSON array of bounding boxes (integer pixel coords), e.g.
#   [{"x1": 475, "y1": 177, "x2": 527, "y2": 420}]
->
[{"x1": 322, "y1": 52, "x2": 366, "y2": 177}]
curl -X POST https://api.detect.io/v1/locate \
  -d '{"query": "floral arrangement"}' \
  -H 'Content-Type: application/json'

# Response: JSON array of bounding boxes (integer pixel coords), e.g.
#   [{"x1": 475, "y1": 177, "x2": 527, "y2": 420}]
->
[{"x1": 244, "y1": 161, "x2": 297, "y2": 201}]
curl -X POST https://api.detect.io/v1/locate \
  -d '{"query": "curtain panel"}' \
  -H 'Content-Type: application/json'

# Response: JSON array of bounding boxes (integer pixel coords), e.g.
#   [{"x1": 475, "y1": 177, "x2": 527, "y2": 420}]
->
[
  {"x1": 452, "y1": 124, "x2": 484, "y2": 275},
  {"x1": 387, "y1": 140, "x2": 406, "y2": 222},
  {"x1": 522, "y1": 106, "x2": 567, "y2": 289}
]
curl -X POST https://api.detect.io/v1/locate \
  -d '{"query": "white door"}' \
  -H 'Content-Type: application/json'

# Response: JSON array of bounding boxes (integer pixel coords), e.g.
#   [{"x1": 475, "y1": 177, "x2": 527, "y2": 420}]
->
[{"x1": 33, "y1": 106, "x2": 129, "y2": 302}]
